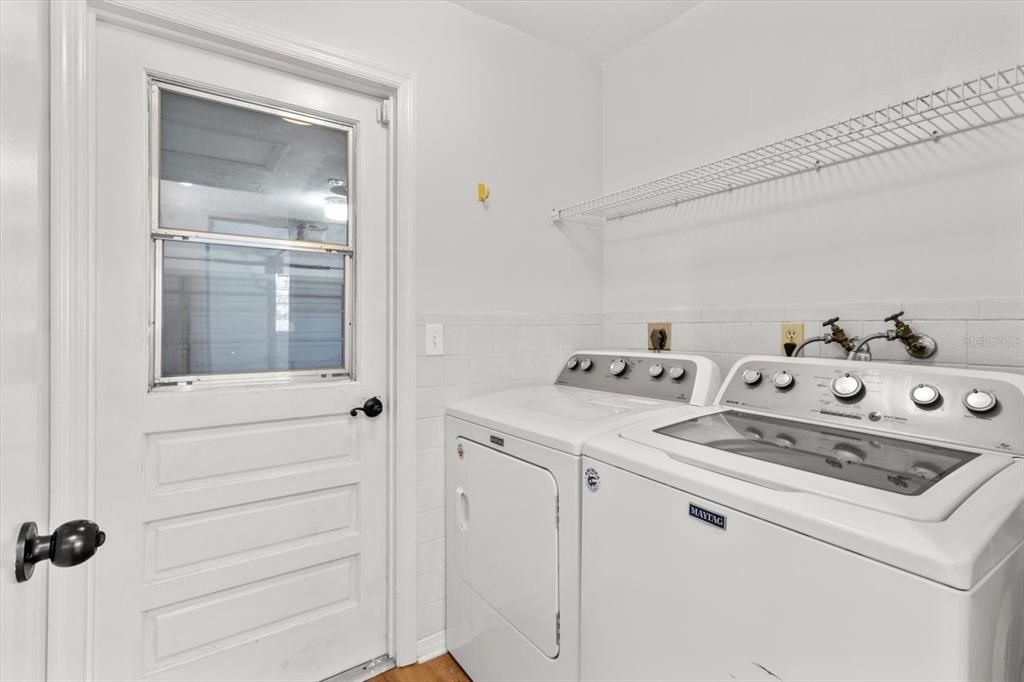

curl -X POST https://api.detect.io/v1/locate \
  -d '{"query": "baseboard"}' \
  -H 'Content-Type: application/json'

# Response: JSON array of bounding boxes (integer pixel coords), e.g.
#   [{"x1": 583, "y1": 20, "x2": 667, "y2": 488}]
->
[{"x1": 416, "y1": 631, "x2": 447, "y2": 663}]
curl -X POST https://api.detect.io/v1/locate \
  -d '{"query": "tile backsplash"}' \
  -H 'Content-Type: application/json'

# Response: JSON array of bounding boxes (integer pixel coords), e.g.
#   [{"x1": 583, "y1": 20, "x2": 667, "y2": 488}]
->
[{"x1": 604, "y1": 297, "x2": 1024, "y2": 377}]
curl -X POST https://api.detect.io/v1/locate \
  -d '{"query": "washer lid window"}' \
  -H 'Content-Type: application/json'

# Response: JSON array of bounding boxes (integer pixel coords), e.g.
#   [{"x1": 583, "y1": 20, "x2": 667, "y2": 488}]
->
[{"x1": 653, "y1": 410, "x2": 979, "y2": 496}]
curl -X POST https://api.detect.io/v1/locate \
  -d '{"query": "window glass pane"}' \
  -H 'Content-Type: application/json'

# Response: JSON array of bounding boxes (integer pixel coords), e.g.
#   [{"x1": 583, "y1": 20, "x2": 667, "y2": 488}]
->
[
  {"x1": 161, "y1": 241, "x2": 345, "y2": 378},
  {"x1": 158, "y1": 89, "x2": 349, "y2": 245}
]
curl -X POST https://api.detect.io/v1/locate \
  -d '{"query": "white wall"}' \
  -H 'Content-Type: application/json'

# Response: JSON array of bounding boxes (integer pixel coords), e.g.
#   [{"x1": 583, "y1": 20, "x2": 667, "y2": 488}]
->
[
  {"x1": 205, "y1": 0, "x2": 604, "y2": 316},
  {"x1": 601, "y1": 0, "x2": 1024, "y2": 314}
]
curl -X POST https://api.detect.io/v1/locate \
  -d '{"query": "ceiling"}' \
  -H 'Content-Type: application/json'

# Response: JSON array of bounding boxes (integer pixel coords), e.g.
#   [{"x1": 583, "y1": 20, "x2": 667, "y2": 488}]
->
[{"x1": 450, "y1": 0, "x2": 703, "y2": 63}]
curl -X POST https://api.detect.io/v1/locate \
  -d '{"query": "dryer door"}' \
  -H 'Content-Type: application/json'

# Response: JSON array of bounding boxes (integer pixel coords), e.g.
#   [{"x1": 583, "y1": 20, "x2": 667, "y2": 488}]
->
[{"x1": 460, "y1": 438, "x2": 560, "y2": 657}]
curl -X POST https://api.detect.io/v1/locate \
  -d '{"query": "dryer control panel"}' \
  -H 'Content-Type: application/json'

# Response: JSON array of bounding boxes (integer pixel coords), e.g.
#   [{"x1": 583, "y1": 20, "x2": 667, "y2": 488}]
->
[
  {"x1": 556, "y1": 352, "x2": 716, "y2": 405},
  {"x1": 719, "y1": 356, "x2": 1024, "y2": 455}
]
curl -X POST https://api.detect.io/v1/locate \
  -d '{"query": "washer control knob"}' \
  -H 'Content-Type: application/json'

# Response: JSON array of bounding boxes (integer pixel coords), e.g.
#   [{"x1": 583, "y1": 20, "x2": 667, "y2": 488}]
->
[
  {"x1": 649, "y1": 363, "x2": 664, "y2": 378},
  {"x1": 580, "y1": 358, "x2": 593, "y2": 372},
  {"x1": 668, "y1": 366, "x2": 686, "y2": 380},
  {"x1": 609, "y1": 358, "x2": 628, "y2": 376},
  {"x1": 772, "y1": 371, "x2": 795, "y2": 390},
  {"x1": 830, "y1": 372, "x2": 864, "y2": 399},
  {"x1": 963, "y1": 389, "x2": 997, "y2": 414},
  {"x1": 741, "y1": 369, "x2": 762, "y2": 386},
  {"x1": 566, "y1": 357, "x2": 579, "y2": 370},
  {"x1": 909, "y1": 383, "x2": 941, "y2": 407}
]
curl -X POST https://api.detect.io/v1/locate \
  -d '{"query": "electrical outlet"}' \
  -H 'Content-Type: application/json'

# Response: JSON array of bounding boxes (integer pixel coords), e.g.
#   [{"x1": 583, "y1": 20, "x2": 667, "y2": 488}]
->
[
  {"x1": 425, "y1": 323, "x2": 444, "y2": 356},
  {"x1": 647, "y1": 322, "x2": 671, "y2": 351},
  {"x1": 781, "y1": 322, "x2": 804, "y2": 356}
]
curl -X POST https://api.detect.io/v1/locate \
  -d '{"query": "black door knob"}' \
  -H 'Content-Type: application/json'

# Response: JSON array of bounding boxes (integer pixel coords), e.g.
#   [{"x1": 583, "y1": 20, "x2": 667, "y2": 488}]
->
[
  {"x1": 350, "y1": 396, "x2": 384, "y2": 418},
  {"x1": 16, "y1": 519, "x2": 106, "y2": 583}
]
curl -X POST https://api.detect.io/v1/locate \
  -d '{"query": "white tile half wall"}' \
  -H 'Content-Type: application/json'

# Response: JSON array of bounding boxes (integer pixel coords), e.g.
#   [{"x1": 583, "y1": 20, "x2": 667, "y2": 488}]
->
[
  {"x1": 604, "y1": 298, "x2": 1024, "y2": 377},
  {"x1": 414, "y1": 313, "x2": 602, "y2": 647}
]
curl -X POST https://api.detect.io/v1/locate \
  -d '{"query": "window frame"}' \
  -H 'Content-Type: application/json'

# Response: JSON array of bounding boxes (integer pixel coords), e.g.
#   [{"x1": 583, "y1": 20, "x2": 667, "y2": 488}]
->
[{"x1": 148, "y1": 77, "x2": 356, "y2": 389}]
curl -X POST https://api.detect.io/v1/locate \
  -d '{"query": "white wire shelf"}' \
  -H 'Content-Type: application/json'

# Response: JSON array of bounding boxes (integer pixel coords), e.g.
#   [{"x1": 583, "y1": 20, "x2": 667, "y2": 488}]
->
[{"x1": 552, "y1": 64, "x2": 1024, "y2": 222}]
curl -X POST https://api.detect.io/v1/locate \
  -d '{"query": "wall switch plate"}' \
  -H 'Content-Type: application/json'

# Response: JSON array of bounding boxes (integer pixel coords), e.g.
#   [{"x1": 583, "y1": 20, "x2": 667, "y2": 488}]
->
[
  {"x1": 781, "y1": 322, "x2": 804, "y2": 356},
  {"x1": 647, "y1": 322, "x2": 671, "y2": 351},
  {"x1": 425, "y1": 323, "x2": 444, "y2": 356}
]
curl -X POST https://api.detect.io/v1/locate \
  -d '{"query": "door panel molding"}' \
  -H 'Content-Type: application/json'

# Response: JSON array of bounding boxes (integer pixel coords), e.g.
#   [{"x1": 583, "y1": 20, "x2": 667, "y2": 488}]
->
[{"x1": 50, "y1": 2, "x2": 418, "y2": 676}]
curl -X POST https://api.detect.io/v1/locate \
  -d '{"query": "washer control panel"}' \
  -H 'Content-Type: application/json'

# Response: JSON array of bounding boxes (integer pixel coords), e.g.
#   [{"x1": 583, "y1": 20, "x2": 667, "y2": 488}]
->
[
  {"x1": 719, "y1": 358, "x2": 1024, "y2": 455},
  {"x1": 555, "y1": 352, "x2": 704, "y2": 403}
]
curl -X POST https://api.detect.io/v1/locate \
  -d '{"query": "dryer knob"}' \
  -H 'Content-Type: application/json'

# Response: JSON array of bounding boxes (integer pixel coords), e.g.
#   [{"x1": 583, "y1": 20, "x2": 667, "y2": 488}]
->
[
  {"x1": 963, "y1": 389, "x2": 997, "y2": 413},
  {"x1": 580, "y1": 358, "x2": 593, "y2": 372},
  {"x1": 668, "y1": 366, "x2": 686, "y2": 380},
  {"x1": 830, "y1": 372, "x2": 864, "y2": 399},
  {"x1": 741, "y1": 369, "x2": 762, "y2": 386},
  {"x1": 610, "y1": 358, "x2": 628, "y2": 376},
  {"x1": 649, "y1": 363, "x2": 664, "y2": 378},
  {"x1": 566, "y1": 357, "x2": 579, "y2": 370}
]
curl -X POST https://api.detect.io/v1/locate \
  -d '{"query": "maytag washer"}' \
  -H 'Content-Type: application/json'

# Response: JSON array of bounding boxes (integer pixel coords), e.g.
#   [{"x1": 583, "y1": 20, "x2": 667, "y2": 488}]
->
[
  {"x1": 445, "y1": 351, "x2": 721, "y2": 682},
  {"x1": 581, "y1": 355, "x2": 1024, "y2": 682}
]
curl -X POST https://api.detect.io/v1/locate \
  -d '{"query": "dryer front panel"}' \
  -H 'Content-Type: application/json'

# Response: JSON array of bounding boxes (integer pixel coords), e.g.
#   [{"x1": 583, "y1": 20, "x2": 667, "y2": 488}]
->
[{"x1": 458, "y1": 437, "x2": 560, "y2": 658}]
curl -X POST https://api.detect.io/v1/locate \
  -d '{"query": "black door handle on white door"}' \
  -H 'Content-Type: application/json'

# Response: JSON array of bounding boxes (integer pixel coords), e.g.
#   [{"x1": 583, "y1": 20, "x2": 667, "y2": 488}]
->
[
  {"x1": 350, "y1": 396, "x2": 383, "y2": 418},
  {"x1": 16, "y1": 519, "x2": 106, "y2": 583}
]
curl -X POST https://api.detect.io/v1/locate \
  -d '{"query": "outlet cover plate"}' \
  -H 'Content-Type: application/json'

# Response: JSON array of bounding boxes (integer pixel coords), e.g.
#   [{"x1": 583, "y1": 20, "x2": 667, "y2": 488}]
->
[
  {"x1": 647, "y1": 322, "x2": 672, "y2": 351},
  {"x1": 781, "y1": 322, "x2": 804, "y2": 356}
]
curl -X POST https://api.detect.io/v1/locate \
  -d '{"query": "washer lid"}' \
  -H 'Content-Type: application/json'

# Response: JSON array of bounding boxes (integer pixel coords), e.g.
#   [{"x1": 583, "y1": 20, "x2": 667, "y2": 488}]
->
[
  {"x1": 447, "y1": 385, "x2": 696, "y2": 454},
  {"x1": 655, "y1": 410, "x2": 979, "y2": 498},
  {"x1": 622, "y1": 409, "x2": 1008, "y2": 522}
]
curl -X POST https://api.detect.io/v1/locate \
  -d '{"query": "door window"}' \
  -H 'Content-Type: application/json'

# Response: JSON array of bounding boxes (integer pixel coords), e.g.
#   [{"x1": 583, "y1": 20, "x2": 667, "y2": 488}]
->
[{"x1": 151, "y1": 82, "x2": 354, "y2": 385}]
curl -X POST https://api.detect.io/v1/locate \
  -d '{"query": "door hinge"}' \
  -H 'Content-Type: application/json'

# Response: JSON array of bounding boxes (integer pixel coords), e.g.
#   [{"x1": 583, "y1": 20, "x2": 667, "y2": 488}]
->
[
  {"x1": 377, "y1": 101, "x2": 391, "y2": 127},
  {"x1": 556, "y1": 611, "x2": 560, "y2": 645},
  {"x1": 555, "y1": 495, "x2": 559, "y2": 528}
]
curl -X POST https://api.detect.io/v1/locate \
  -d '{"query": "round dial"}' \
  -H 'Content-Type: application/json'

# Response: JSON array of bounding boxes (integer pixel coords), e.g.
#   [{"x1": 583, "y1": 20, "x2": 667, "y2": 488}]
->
[
  {"x1": 668, "y1": 366, "x2": 686, "y2": 380},
  {"x1": 963, "y1": 389, "x2": 997, "y2": 413},
  {"x1": 909, "y1": 383, "x2": 940, "y2": 407},
  {"x1": 649, "y1": 363, "x2": 664, "y2": 378},
  {"x1": 772, "y1": 371, "x2": 795, "y2": 390},
  {"x1": 741, "y1": 369, "x2": 762, "y2": 386},
  {"x1": 609, "y1": 358, "x2": 628, "y2": 376},
  {"x1": 579, "y1": 358, "x2": 593, "y2": 372},
  {"x1": 566, "y1": 357, "x2": 579, "y2": 370},
  {"x1": 830, "y1": 372, "x2": 864, "y2": 399}
]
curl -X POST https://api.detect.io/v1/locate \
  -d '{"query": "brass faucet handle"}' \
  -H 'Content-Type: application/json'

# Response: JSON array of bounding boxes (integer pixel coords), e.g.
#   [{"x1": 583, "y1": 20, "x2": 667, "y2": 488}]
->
[
  {"x1": 883, "y1": 310, "x2": 906, "y2": 323},
  {"x1": 822, "y1": 316, "x2": 840, "y2": 327}
]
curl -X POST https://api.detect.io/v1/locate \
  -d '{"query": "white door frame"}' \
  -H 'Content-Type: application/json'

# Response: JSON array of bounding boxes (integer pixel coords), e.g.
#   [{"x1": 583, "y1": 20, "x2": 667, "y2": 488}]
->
[{"x1": 49, "y1": 1, "x2": 418, "y2": 677}]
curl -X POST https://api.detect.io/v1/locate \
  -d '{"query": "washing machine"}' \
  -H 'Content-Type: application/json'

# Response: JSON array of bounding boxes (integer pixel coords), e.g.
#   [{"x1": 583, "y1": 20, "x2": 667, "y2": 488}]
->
[
  {"x1": 581, "y1": 355, "x2": 1024, "y2": 682},
  {"x1": 445, "y1": 351, "x2": 722, "y2": 682}
]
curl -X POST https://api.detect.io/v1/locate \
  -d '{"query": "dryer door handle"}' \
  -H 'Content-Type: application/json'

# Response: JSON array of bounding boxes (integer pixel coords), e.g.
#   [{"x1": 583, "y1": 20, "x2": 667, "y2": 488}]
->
[{"x1": 456, "y1": 487, "x2": 469, "y2": 531}]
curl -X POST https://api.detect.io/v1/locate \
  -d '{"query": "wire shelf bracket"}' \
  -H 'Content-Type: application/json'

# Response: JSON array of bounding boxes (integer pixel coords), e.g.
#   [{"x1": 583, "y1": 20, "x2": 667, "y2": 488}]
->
[{"x1": 552, "y1": 64, "x2": 1024, "y2": 223}]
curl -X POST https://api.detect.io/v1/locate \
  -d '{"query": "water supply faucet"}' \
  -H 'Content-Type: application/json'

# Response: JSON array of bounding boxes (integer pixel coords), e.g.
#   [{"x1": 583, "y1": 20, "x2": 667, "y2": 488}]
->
[
  {"x1": 848, "y1": 311, "x2": 938, "y2": 360},
  {"x1": 792, "y1": 317, "x2": 853, "y2": 356}
]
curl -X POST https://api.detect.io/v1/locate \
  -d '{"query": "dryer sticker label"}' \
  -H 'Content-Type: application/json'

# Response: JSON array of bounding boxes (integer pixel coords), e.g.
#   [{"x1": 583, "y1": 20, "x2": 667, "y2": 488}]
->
[
  {"x1": 689, "y1": 503, "x2": 726, "y2": 530},
  {"x1": 584, "y1": 467, "x2": 600, "y2": 492}
]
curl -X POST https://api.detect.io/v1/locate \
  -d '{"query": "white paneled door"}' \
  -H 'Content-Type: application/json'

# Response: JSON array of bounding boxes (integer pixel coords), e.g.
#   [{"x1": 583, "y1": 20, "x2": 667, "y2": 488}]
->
[{"x1": 86, "y1": 22, "x2": 389, "y2": 681}]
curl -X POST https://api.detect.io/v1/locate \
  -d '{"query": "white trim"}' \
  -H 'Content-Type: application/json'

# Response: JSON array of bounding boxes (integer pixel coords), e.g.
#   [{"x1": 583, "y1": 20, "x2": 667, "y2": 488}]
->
[
  {"x1": 50, "y1": 1, "x2": 420, "y2": 675},
  {"x1": 415, "y1": 631, "x2": 448, "y2": 664},
  {"x1": 48, "y1": 2, "x2": 97, "y2": 678}
]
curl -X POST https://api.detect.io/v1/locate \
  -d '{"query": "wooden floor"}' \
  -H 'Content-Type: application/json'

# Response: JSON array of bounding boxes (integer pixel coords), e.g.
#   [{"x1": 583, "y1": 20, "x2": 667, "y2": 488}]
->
[{"x1": 371, "y1": 654, "x2": 470, "y2": 682}]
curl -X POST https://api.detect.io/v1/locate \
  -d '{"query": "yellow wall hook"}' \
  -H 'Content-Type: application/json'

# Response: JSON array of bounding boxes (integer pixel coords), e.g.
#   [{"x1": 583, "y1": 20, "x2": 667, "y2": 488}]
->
[{"x1": 477, "y1": 182, "x2": 490, "y2": 203}]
